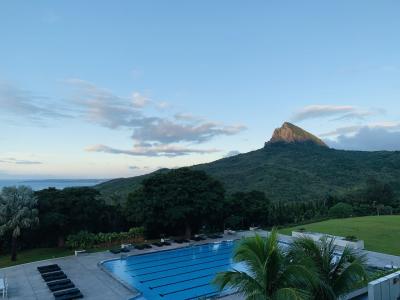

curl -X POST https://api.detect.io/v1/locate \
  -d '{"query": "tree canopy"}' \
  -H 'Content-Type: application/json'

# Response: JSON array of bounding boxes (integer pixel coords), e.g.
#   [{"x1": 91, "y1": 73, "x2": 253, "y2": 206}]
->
[
  {"x1": 125, "y1": 168, "x2": 225, "y2": 237},
  {"x1": 0, "y1": 186, "x2": 39, "y2": 261}
]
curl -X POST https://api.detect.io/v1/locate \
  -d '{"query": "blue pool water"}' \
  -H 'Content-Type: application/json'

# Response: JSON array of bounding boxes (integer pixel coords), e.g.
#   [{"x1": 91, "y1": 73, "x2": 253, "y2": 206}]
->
[{"x1": 102, "y1": 241, "x2": 243, "y2": 300}]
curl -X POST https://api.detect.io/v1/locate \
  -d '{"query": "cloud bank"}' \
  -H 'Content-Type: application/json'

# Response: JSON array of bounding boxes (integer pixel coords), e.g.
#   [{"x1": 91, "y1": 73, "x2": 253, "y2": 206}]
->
[
  {"x1": 291, "y1": 105, "x2": 380, "y2": 122},
  {"x1": 0, "y1": 158, "x2": 42, "y2": 165},
  {"x1": 326, "y1": 126, "x2": 400, "y2": 151},
  {"x1": 1, "y1": 79, "x2": 246, "y2": 157}
]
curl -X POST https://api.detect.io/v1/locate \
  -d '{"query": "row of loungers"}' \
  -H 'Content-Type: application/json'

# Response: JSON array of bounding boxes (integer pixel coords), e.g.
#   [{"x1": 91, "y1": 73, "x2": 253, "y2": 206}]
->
[
  {"x1": 37, "y1": 264, "x2": 83, "y2": 300},
  {"x1": 109, "y1": 233, "x2": 224, "y2": 253}
]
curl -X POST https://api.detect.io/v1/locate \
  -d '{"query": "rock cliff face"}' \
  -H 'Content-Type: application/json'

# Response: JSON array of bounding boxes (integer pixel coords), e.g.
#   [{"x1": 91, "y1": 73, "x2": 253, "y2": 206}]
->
[{"x1": 266, "y1": 122, "x2": 328, "y2": 147}]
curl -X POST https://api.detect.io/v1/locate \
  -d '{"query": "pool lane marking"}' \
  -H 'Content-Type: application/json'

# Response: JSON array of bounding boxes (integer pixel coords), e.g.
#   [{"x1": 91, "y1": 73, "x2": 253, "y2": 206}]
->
[
  {"x1": 149, "y1": 273, "x2": 215, "y2": 289},
  {"x1": 139, "y1": 263, "x2": 230, "y2": 283},
  {"x1": 159, "y1": 282, "x2": 210, "y2": 297},
  {"x1": 183, "y1": 290, "x2": 220, "y2": 300},
  {"x1": 132, "y1": 256, "x2": 232, "y2": 277},
  {"x1": 125, "y1": 243, "x2": 233, "y2": 267},
  {"x1": 127, "y1": 249, "x2": 232, "y2": 271}
]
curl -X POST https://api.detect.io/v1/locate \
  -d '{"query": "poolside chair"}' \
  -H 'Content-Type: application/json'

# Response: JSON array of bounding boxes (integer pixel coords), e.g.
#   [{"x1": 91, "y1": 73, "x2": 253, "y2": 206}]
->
[
  {"x1": 54, "y1": 287, "x2": 83, "y2": 300},
  {"x1": 0, "y1": 277, "x2": 8, "y2": 299},
  {"x1": 152, "y1": 241, "x2": 164, "y2": 247},
  {"x1": 43, "y1": 273, "x2": 67, "y2": 282},
  {"x1": 47, "y1": 279, "x2": 72, "y2": 288},
  {"x1": 49, "y1": 282, "x2": 75, "y2": 292},
  {"x1": 42, "y1": 271, "x2": 64, "y2": 279},
  {"x1": 38, "y1": 264, "x2": 61, "y2": 273}
]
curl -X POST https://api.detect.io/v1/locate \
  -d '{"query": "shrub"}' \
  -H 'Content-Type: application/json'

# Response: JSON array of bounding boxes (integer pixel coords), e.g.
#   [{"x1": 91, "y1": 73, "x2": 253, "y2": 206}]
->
[
  {"x1": 66, "y1": 227, "x2": 145, "y2": 249},
  {"x1": 329, "y1": 202, "x2": 353, "y2": 218},
  {"x1": 66, "y1": 231, "x2": 96, "y2": 249},
  {"x1": 345, "y1": 235, "x2": 358, "y2": 241}
]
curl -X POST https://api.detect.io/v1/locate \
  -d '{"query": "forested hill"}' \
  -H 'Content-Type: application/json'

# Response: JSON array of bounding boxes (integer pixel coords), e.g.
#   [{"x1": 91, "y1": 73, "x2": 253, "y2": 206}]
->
[{"x1": 95, "y1": 123, "x2": 400, "y2": 202}]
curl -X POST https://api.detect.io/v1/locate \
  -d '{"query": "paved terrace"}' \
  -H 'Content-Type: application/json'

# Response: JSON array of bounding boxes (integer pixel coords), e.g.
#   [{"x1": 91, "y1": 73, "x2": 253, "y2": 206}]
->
[{"x1": 1, "y1": 230, "x2": 399, "y2": 300}]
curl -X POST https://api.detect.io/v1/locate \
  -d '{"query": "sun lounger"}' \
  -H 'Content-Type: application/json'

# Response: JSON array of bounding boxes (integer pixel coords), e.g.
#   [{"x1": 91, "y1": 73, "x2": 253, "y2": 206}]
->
[
  {"x1": 152, "y1": 242, "x2": 164, "y2": 247},
  {"x1": 38, "y1": 264, "x2": 61, "y2": 273},
  {"x1": 120, "y1": 247, "x2": 130, "y2": 252},
  {"x1": 47, "y1": 279, "x2": 72, "y2": 287},
  {"x1": 49, "y1": 282, "x2": 75, "y2": 292},
  {"x1": 55, "y1": 292, "x2": 83, "y2": 300},
  {"x1": 54, "y1": 288, "x2": 83, "y2": 300},
  {"x1": 42, "y1": 271, "x2": 64, "y2": 278},
  {"x1": 38, "y1": 264, "x2": 59, "y2": 271},
  {"x1": 44, "y1": 273, "x2": 67, "y2": 282},
  {"x1": 109, "y1": 248, "x2": 121, "y2": 254}
]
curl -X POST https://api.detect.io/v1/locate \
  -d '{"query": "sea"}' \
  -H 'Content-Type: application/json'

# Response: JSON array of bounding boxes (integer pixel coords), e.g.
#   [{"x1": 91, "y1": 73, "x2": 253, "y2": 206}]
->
[{"x1": 0, "y1": 179, "x2": 107, "y2": 191}]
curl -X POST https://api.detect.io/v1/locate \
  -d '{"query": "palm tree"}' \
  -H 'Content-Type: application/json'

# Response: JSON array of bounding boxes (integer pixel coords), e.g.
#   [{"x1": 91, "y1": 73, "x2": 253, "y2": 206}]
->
[
  {"x1": 213, "y1": 229, "x2": 315, "y2": 300},
  {"x1": 288, "y1": 236, "x2": 368, "y2": 300},
  {"x1": 0, "y1": 186, "x2": 39, "y2": 261}
]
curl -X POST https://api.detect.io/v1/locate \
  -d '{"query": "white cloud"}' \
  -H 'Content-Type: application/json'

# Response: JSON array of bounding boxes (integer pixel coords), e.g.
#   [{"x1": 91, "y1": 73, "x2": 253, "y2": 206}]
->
[
  {"x1": 131, "y1": 92, "x2": 150, "y2": 108},
  {"x1": 0, "y1": 81, "x2": 69, "y2": 123},
  {"x1": 86, "y1": 143, "x2": 219, "y2": 157},
  {"x1": 0, "y1": 158, "x2": 42, "y2": 165},
  {"x1": 291, "y1": 105, "x2": 381, "y2": 122},
  {"x1": 1, "y1": 78, "x2": 246, "y2": 157},
  {"x1": 326, "y1": 126, "x2": 400, "y2": 151},
  {"x1": 321, "y1": 121, "x2": 400, "y2": 138}
]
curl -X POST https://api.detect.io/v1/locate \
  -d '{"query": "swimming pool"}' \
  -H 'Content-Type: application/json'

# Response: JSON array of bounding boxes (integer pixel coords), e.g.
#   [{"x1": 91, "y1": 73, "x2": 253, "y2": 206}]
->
[{"x1": 102, "y1": 241, "x2": 243, "y2": 300}]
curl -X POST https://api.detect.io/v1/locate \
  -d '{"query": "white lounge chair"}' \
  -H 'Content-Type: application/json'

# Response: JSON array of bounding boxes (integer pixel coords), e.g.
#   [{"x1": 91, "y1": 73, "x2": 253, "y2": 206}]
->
[{"x1": 0, "y1": 277, "x2": 8, "y2": 299}]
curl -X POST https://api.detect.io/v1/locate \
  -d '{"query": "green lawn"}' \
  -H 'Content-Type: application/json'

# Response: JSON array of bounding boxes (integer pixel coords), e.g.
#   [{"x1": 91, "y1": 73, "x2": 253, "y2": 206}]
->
[
  {"x1": 0, "y1": 248, "x2": 73, "y2": 268},
  {"x1": 280, "y1": 215, "x2": 400, "y2": 256}
]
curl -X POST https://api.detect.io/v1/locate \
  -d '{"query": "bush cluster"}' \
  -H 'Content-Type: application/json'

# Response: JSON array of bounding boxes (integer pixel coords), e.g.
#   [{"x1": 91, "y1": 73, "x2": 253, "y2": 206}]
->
[{"x1": 66, "y1": 227, "x2": 144, "y2": 249}]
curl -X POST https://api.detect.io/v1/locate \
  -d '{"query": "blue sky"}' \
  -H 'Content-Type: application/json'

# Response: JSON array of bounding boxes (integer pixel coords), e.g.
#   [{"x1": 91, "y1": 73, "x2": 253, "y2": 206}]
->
[{"x1": 1, "y1": 1, "x2": 400, "y2": 179}]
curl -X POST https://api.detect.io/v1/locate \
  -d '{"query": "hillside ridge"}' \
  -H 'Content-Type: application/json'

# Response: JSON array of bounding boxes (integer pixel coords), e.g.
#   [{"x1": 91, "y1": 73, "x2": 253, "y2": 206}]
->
[{"x1": 96, "y1": 123, "x2": 400, "y2": 203}]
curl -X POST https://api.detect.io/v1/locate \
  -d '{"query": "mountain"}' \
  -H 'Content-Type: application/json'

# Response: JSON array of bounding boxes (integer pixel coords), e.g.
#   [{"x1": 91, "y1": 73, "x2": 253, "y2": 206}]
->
[
  {"x1": 267, "y1": 122, "x2": 327, "y2": 147},
  {"x1": 96, "y1": 123, "x2": 400, "y2": 202}
]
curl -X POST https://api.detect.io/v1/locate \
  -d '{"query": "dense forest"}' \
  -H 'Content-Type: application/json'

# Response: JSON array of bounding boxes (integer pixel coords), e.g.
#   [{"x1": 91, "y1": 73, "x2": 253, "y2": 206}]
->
[
  {"x1": 96, "y1": 143, "x2": 400, "y2": 203},
  {"x1": 1, "y1": 167, "x2": 398, "y2": 261}
]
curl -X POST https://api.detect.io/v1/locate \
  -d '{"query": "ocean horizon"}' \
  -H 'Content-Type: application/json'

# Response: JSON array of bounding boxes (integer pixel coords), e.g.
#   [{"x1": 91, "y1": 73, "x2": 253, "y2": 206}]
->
[{"x1": 0, "y1": 179, "x2": 108, "y2": 191}]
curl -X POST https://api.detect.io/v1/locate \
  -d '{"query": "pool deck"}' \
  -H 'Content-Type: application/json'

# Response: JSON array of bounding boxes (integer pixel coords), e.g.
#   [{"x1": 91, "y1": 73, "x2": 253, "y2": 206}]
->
[{"x1": 1, "y1": 230, "x2": 399, "y2": 300}]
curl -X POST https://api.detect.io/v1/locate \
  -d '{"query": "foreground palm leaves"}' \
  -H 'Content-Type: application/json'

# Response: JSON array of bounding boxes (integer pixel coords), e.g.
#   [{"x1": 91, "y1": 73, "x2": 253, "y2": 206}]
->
[{"x1": 213, "y1": 229, "x2": 367, "y2": 300}]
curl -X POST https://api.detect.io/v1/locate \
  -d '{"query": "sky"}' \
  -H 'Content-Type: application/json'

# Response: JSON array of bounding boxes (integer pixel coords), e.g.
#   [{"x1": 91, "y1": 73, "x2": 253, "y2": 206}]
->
[{"x1": 1, "y1": 1, "x2": 400, "y2": 179}]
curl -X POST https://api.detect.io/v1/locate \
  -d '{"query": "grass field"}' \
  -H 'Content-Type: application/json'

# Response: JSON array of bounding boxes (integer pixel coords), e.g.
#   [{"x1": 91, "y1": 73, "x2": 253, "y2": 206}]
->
[
  {"x1": 280, "y1": 215, "x2": 400, "y2": 256},
  {"x1": 0, "y1": 248, "x2": 73, "y2": 268}
]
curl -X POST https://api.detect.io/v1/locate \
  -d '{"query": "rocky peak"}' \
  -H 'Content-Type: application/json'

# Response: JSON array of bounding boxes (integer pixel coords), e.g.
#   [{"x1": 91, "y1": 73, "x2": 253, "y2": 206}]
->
[{"x1": 266, "y1": 122, "x2": 328, "y2": 147}]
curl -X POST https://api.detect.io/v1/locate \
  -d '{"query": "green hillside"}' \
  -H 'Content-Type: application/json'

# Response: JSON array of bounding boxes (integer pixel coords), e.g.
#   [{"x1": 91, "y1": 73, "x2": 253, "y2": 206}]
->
[
  {"x1": 280, "y1": 215, "x2": 400, "y2": 255},
  {"x1": 96, "y1": 143, "x2": 400, "y2": 202}
]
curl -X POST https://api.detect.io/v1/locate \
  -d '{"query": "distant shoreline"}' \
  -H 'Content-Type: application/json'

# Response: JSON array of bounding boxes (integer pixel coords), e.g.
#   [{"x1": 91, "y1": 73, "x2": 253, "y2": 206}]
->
[{"x1": 0, "y1": 179, "x2": 108, "y2": 191}]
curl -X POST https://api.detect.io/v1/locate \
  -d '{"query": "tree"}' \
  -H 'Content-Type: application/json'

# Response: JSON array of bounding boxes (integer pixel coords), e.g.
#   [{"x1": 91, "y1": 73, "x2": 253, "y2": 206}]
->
[
  {"x1": 125, "y1": 168, "x2": 225, "y2": 238},
  {"x1": 288, "y1": 236, "x2": 367, "y2": 299},
  {"x1": 213, "y1": 230, "x2": 313, "y2": 299},
  {"x1": 225, "y1": 191, "x2": 270, "y2": 229},
  {"x1": 328, "y1": 202, "x2": 353, "y2": 218},
  {"x1": 0, "y1": 186, "x2": 39, "y2": 261},
  {"x1": 36, "y1": 187, "x2": 117, "y2": 247},
  {"x1": 365, "y1": 178, "x2": 395, "y2": 207}
]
